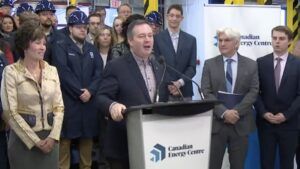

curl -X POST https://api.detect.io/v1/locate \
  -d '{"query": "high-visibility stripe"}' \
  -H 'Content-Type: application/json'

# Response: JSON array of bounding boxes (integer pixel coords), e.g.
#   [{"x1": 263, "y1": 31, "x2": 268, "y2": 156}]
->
[
  {"x1": 224, "y1": 0, "x2": 244, "y2": 5},
  {"x1": 144, "y1": 0, "x2": 158, "y2": 15},
  {"x1": 70, "y1": 0, "x2": 76, "y2": 5},
  {"x1": 257, "y1": 0, "x2": 272, "y2": 5},
  {"x1": 287, "y1": 0, "x2": 299, "y2": 51}
]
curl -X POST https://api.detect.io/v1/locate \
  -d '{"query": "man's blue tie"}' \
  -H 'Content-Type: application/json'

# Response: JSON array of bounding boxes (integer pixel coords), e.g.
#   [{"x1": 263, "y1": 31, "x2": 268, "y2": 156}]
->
[{"x1": 226, "y1": 59, "x2": 233, "y2": 93}]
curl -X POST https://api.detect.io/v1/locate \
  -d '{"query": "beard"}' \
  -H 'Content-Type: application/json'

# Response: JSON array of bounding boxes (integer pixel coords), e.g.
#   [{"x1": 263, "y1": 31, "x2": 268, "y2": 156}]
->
[{"x1": 41, "y1": 19, "x2": 53, "y2": 28}]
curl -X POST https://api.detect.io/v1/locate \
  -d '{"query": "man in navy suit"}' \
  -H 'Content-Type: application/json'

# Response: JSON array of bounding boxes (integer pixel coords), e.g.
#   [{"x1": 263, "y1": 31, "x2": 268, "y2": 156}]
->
[
  {"x1": 97, "y1": 20, "x2": 168, "y2": 169},
  {"x1": 153, "y1": 4, "x2": 196, "y2": 100},
  {"x1": 255, "y1": 26, "x2": 300, "y2": 169}
]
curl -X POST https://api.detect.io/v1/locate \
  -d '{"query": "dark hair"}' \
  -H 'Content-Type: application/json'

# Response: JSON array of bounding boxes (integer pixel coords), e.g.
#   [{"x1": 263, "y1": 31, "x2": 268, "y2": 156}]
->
[
  {"x1": 121, "y1": 14, "x2": 145, "y2": 47},
  {"x1": 127, "y1": 20, "x2": 149, "y2": 39},
  {"x1": 1, "y1": 15, "x2": 17, "y2": 33},
  {"x1": 88, "y1": 13, "x2": 101, "y2": 22},
  {"x1": 272, "y1": 26, "x2": 293, "y2": 41},
  {"x1": 94, "y1": 6, "x2": 106, "y2": 14},
  {"x1": 15, "y1": 20, "x2": 45, "y2": 59},
  {"x1": 117, "y1": 3, "x2": 132, "y2": 13},
  {"x1": 167, "y1": 4, "x2": 183, "y2": 15}
]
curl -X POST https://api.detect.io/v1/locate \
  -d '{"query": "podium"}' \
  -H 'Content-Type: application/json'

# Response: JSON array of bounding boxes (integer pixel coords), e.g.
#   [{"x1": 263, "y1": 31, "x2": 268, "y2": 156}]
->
[{"x1": 126, "y1": 100, "x2": 218, "y2": 169}]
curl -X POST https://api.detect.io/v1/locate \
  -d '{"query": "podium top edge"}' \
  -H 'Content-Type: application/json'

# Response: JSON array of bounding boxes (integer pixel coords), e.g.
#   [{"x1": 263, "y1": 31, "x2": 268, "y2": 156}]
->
[{"x1": 126, "y1": 99, "x2": 219, "y2": 113}]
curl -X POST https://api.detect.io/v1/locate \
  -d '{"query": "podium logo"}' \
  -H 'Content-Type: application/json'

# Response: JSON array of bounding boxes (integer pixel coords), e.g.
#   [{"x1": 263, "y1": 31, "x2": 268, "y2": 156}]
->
[{"x1": 150, "y1": 144, "x2": 166, "y2": 162}]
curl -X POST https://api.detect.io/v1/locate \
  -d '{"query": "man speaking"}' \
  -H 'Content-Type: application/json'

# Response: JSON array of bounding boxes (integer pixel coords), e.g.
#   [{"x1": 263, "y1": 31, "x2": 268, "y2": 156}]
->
[{"x1": 97, "y1": 20, "x2": 169, "y2": 169}]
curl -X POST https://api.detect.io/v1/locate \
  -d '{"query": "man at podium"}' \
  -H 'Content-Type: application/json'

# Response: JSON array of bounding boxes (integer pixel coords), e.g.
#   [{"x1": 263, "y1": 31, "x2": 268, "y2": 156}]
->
[
  {"x1": 97, "y1": 20, "x2": 169, "y2": 169},
  {"x1": 201, "y1": 27, "x2": 259, "y2": 169}
]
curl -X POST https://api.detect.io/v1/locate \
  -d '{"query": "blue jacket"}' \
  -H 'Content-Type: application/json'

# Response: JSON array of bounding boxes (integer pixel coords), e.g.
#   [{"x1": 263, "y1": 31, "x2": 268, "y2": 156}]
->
[{"x1": 52, "y1": 36, "x2": 103, "y2": 138}]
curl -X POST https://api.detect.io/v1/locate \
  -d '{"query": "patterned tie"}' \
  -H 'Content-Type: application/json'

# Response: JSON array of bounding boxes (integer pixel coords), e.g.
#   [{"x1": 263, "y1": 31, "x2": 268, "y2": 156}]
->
[
  {"x1": 274, "y1": 57, "x2": 282, "y2": 92},
  {"x1": 226, "y1": 59, "x2": 233, "y2": 93}
]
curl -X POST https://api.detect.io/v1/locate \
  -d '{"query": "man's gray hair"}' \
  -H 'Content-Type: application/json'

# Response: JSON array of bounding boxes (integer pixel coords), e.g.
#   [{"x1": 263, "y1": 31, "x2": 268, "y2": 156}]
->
[{"x1": 217, "y1": 27, "x2": 241, "y2": 44}]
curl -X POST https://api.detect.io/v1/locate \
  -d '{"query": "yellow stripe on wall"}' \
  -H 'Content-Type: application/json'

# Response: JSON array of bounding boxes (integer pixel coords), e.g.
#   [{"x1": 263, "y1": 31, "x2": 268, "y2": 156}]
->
[
  {"x1": 287, "y1": 0, "x2": 299, "y2": 51},
  {"x1": 144, "y1": 0, "x2": 158, "y2": 15}
]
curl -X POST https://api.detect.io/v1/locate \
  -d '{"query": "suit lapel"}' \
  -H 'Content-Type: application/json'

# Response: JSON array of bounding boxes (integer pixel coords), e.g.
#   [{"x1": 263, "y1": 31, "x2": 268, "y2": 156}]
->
[
  {"x1": 265, "y1": 54, "x2": 277, "y2": 93},
  {"x1": 279, "y1": 54, "x2": 293, "y2": 92},
  {"x1": 150, "y1": 58, "x2": 162, "y2": 87},
  {"x1": 176, "y1": 30, "x2": 184, "y2": 57},
  {"x1": 162, "y1": 30, "x2": 176, "y2": 56},
  {"x1": 215, "y1": 55, "x2": 227, "y2": 92},
  {"x1": 126, "y1": 54, "x2": 152, "y2": 103},
  {"x1": 234, "y1": 54, "x2": 247, "y2": 93}
]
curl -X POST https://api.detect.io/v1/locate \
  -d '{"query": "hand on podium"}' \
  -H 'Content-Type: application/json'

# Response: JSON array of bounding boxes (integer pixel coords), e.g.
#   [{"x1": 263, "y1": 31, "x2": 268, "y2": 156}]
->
[{"x1": 109, "y1": 102, "x2": 126, "y2": 121}]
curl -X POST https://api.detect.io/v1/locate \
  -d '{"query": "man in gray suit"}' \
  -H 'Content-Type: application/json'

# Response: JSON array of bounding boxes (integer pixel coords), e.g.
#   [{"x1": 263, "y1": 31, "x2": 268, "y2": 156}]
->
[{"x1": 201, "y1": 27, "x2": 259, "y2": 169}]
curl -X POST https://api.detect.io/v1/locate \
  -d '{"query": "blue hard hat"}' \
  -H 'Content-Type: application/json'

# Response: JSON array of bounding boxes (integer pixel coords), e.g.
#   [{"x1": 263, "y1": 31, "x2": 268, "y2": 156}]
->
[
  {"x1": 16, "y1": 3, "x2": 33, "y2": 16},
  {"x1": 68, "y1": 10, "x2": 88, "y2": 25},
  {"x1": 145, "y1": 11, "x2": 162, "y2": 26},
  {"x1": 35, "y1": 0, "x2": 56, "y2": 13},
  {"x1": 0, "y1": 0, "x2": 14, "y2": 8}
]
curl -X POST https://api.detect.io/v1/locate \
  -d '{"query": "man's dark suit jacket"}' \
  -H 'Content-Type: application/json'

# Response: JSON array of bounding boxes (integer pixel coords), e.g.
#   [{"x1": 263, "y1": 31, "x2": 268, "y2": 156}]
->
[
  {"x1": 154, "y1": 29, "x2": 196, "y2": 97},
  {"x1": 97, "y1": 52, "x2": 168, "y2": 160},
  {"x1": 201, "y1": 54, "x2": 259, "y2": 136},
  {"x1": 255, "y1": 53, "x2": 300, "y2": 130}
]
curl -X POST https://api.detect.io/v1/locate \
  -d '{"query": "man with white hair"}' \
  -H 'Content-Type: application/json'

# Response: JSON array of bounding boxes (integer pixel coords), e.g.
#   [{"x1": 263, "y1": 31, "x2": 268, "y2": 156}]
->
[{"x1": 201, "y1": 27, "x2": 259, "y2": 169}]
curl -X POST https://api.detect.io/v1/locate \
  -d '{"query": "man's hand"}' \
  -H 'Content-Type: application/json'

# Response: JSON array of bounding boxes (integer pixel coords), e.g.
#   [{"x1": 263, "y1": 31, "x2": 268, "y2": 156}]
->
[
  {"x1": 110, "y1": 103, "x2": 126, "y2": 121},
  {"x1": 263, "y1": 112, "x2": 279, "y2": 124},
  {"x1": 273, "y1": 113, "x2": 286, "y2": 124},
  {"x1": 168, "y1": 81, "x2": 182, "y2": 96},
  {"x1": 223, "y1": 109, "x2": 240, "y2": 124},
  {"x1": 80, "y1": 89, "x2": 91, "y2": 102}
]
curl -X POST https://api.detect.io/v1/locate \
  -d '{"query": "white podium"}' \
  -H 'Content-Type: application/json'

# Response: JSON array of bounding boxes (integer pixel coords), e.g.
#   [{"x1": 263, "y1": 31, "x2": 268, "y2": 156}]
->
[{"x1": 126, "y1": 100, "x2": 217, "y2": 169}]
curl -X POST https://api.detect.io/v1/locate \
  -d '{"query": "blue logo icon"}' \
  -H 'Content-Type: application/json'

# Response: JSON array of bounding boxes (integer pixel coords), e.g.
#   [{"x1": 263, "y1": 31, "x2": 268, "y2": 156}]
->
[
  {"x1": 213, "y1": 35, "x2": 218, "y2": 47},
  {"x1": 150, "y1": 144, "x2": 166, "y2": 162}
]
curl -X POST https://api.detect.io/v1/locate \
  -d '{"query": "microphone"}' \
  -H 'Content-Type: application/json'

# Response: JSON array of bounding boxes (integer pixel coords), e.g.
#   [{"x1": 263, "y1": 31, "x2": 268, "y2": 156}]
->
[
  {"x1": 157, "y1": 57, "x2": 205, "y2": 100},
  {"x1": 154, "y1": 55, "x2": 167, "y2": 103}
]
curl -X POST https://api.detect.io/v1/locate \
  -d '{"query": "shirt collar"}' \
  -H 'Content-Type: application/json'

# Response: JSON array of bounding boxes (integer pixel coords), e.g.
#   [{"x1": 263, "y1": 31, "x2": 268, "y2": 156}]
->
[
  {"x1": 222, "y1": 52, "x2": 238, "y2": 63},
  {"x1": 131, "y1": 51, "x2": 151, "y2": 65},
  {"x1": 168, "y1": 28, "x2": 179, "y2": 37},
  {"x1": 273, "y1": 52, "x2": 288, "y2": 62}
]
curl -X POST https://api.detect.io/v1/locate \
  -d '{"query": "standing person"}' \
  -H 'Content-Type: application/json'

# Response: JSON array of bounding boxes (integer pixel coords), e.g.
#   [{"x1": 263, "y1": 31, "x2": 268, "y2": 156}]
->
[
  {"x1": 0, "y1": 15, "x2": 17, "y2": 39},
  {"x1": 201, "y1": 27, "x2": 259, "y2": 169},
  {"x1": 112, "y1": 16, "x2": 125, "y2": 45},
  {"x1": 52, "y1": 10, "x2": 103, "y2": 169},
  {"x1": 255, "y1": 26, "x2": 300, "y2": 169},
  {"x1": 14, "y1": 2, "x2": 34, "y2": 28},
  {"x1": 145, "y1": 11, "x2": 163, "y2": 35},
  {"x1": 154, "y1": 4, "x2": 197, "y2": 100},
  {"x1": 1, "y1": 20, "x2": 64, "y2": 169},
  {"x1": 292, "y1": 39, "x2": 300, "y2": 169},
  {"x1": 35, "y1": 0, "x2": 57, "y2": 64},
  {"x1": 94, "y1": 6, "x2": 111, "y2": 29},
  {"x1": 97, "y1": 19, "x2": 169, "y2": 169},
  {"x1": 94, "y1": 27, "x2": 113, "y2": 68},
  {"x1": 117, "y1": 3, "x2": 132, "y2": 20},
  {"x1": 86, "y1": 13, "x2": 102, "y2": 44},
  {"x1": 111, "y1": 14, "x2": 145, "y2": 60},
  {"x1": 0, "y1": 0, "x2": 13, "y2": 16},
  {"x1": 94, "y1": 27, "x2": 113, "y2": 169},
  {"x1": 58, "y1": 5, "x2": 78, "y2": 36},
  {"x1": 0, "y1": 42, "x2": 9, "y2": 169}
]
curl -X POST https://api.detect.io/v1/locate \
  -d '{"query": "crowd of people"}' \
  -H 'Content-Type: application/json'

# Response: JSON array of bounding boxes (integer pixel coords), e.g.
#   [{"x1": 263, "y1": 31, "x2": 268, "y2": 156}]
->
[{"x1": 0, "y1": 0, "x2": 299, "y2": 169}]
